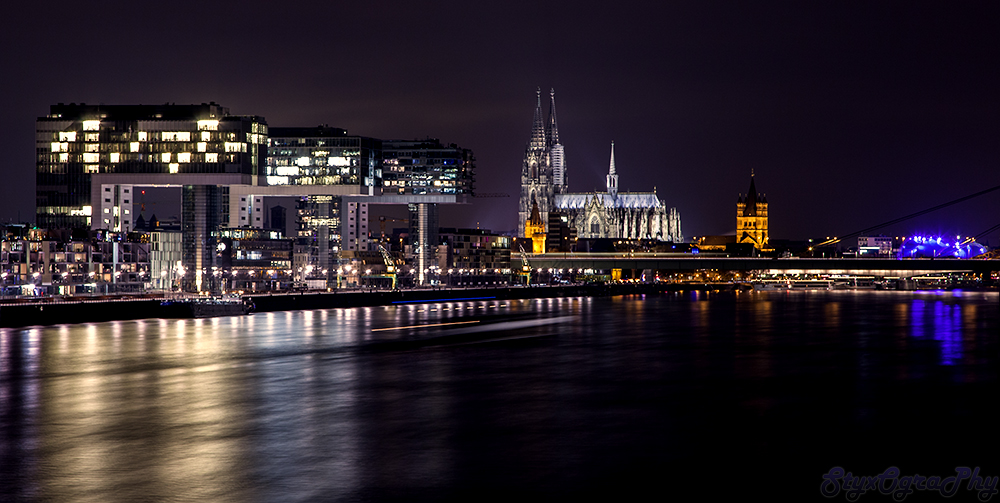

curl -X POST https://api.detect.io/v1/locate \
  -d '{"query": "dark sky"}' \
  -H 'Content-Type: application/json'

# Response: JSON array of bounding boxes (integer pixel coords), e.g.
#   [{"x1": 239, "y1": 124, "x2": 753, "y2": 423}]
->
[{"x1": 2, "y1": 1, "x2": 998, "y2": 242}]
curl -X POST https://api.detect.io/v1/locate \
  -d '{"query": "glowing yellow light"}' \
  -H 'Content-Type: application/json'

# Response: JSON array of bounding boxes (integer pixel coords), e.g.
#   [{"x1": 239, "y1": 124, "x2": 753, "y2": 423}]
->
[
  {"x1": 161, "y1": 152, "x2": 171, "y2": 162},
  {"x1": 58, "y1": 131, "x2": 76, "y2": 142},
  {"x1": 177, "y1": 152, "x2": 191, "y2": 163},
  {"x1": 130, "y1": 142, "x2": 140, "y2": 152},
  {"x1": 110, "y1": 152, "x2": 120, "y2": 163},
  {"x1": 197, "y1": 120, "x2": 219, "y2": 131},
  {"x1": 137, "y1": 132, "x2": 147, "y2": 141},
  {"x1": 82, "y1": 120, "x2": 100, "y2": 131},
  {"x1": 169, "y1": 163, "x2": 179, "y2": 174},
  {"x1": 197, "y1": 142, "x2": 206, "y2": 152},
  {"x1": 83, "y1": 153, "x2": 99, "y2": 163},
  {"x1": 205, "y1": 153, "x2": 218, "y2": 162},
  {"x1": 162, "y1": 132, "x2": 191, "y2": 142}
]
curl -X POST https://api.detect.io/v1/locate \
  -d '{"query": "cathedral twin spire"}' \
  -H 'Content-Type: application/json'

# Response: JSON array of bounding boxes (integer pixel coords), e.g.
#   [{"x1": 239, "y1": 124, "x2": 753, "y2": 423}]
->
[{"x1": 530, "y1": 87, "x2": 562, "y2": 151}]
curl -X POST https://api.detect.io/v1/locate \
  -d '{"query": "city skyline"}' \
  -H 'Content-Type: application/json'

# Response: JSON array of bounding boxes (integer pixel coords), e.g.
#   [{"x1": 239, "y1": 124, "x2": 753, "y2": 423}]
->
[{"x1": 1, "y1": 2, "x2": 998, "y2": 241}]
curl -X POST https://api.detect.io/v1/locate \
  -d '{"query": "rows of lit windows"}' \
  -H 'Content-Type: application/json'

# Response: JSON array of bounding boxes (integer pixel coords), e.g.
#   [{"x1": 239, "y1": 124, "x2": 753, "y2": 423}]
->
[
  {"x1": 39, "y1": 152, "x2": 224, "y2": 164},
  {"x1": 48, "y1": 128, "x2": 264, "y2": 144}
]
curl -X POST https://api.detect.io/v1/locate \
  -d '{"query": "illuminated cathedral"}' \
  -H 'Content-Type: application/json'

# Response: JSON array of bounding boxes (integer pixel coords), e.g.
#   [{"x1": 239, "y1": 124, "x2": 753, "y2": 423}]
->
[{"x1": 518, "y1": 88, "x2": 682, "y2": 246}]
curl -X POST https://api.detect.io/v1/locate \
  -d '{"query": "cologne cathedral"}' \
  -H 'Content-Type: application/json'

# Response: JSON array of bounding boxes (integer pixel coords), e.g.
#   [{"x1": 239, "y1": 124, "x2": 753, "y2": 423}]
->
[{"x1": 518, "y1": 88, "x2": 683, "y2": 246}]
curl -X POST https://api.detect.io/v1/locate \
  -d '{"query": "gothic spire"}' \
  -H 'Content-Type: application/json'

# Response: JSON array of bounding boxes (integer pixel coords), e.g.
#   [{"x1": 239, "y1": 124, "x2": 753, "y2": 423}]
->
[
  {"x1": 547, "y1": 88, "x2": 560, "y2": 146},
  {"x1": 609, "y1": 141, "x2": 616, "y2": 175},
  {"x1": 529, "y1": 87, "x2": 546, "y2": 149},
  {"x1": 606, "y1": 141, "x2": 618, "y2": 198}
]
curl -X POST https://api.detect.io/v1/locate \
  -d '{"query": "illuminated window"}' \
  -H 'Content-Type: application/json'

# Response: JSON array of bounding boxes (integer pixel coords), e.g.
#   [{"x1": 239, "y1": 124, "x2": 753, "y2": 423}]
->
[
  {"x1": 329, "y1": 157, "x2": 350, "y2": 167},
  {"x1": 137, "y1": 132, "x2": 148, "y2": 141},
  {"x1": 161, "y1": 152, "x2": 171, "y2": 162},
  {"x1": 197, "y1": 120, "x2": 219, "y2": 131},
  {"x1": 59, "y1": 131, "x2": 76, "y2": 142},
  {"x1": 266, "y1": 176, "x2": 289, "y2": 185},
  {"x1": 83, "y1": 153, "x2": 99, "y2": 163},
  {"x1": 200, "y1": 131, "x2": 210, "y2": 142},
  {"x1": 85, "y1": 133, "x2": 99, "y2": 142},
  {"x1": 169, "y1": 163, "x2": 179, "y2": 174},
  {"x1": 130, "y1": 142, "x2": 140, "y2": 152},
  {"x1": 85, "y1": 144, "x2": 99, "y2": 152},
  {"x1": 59, "y1": 153, "x2": 68, "y2": 163},
  {"x1": 177, "y1": 152, "x2": 191, "y2": 163},
  {"x1": 109, "y1": 152, "x2": 120, "y2": 163},
  {"x1": 50, "y1": 142, "x2": 61, "y2": 152},
  {"x1": 85, "y1": 165, "x2": 99, "y2": 173},
  {"x1": 276, "y1": 166, "x2": 299, "y2": 176},
  {"x1": 205, "y1": 153, "x2": 218, "y2": 162},
  {"x1": 197, "y1": 142, "x2": 206, "y2": 152},
  {"x1": 82, "y1": 120, "x2": 100, "y2": 131},
  {"x1": 162, "y1": 132, "x2": 191, "y2": 142}
]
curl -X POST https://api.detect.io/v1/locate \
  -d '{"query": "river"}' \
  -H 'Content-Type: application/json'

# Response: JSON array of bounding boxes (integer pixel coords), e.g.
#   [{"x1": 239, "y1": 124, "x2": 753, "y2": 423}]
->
[{"x1": 1, "y1": 290, "x2": 997, "y2": 501}]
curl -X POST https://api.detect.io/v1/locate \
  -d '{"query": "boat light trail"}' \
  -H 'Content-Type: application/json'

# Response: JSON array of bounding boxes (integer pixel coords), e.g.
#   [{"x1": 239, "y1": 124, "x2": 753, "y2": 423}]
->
[{"x1": 372, "y1": 320, "x2": 481, "y2": 332}]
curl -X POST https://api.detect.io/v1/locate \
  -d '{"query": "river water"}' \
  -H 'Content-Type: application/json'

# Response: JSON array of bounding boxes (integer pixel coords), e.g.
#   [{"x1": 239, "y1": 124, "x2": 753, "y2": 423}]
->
[{"x1": 1, "y1": 290, "x2": 997, "y2": 501}]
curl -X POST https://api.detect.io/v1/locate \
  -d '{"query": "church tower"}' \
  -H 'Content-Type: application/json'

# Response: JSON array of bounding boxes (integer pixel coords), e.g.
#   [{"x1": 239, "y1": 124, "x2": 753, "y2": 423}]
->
[
  {"x1": 736, "y1": 174, "x2": 769, "y2": 249},
  {"x1": 526, "y1": 197, "x2": 547, "y2": 254},
  {"x1": 518, "y1": 87, "x2": 565, "y2": 237},
  {"x1": 606, "y1": 141, "x2": 618, "y2": 199}
]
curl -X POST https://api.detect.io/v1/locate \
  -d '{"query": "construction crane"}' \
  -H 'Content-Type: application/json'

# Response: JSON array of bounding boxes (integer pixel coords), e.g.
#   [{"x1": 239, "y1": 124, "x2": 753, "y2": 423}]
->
[
  {"x1": 518, "y1": 243, "x2": 531, "y2": 285},
  {"x1": 377, "y1": 244, "x2": 398, "y2": 290}
]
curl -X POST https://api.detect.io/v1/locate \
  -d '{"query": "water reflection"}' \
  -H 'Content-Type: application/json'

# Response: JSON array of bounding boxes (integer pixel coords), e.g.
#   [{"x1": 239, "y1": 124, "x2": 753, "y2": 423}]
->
[
  {"x1": 911, "y1": 296, "x2": 966, "y2": 366},
  {"x1": 0, "y1": 292, "x2": 996, "y2": 501}
]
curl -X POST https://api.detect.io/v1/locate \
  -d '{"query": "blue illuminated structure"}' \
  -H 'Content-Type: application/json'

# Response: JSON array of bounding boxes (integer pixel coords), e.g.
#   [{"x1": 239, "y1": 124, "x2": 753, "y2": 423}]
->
[{"x1": 900, "y1": 235, "x2": 987, "y2": 259}]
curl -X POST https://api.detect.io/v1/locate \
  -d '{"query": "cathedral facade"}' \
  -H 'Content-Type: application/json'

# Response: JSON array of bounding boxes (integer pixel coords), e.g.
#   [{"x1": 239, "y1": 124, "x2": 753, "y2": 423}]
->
[{"x1": 518, "y1": 89, "x2": 682, "y2": 245}]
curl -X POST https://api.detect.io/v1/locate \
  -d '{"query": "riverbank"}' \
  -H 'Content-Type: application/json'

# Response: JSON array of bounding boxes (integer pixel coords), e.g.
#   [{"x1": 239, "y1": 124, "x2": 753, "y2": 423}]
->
[{"x1": 0, "y1": 282, "x2": 750, "y2": 328}]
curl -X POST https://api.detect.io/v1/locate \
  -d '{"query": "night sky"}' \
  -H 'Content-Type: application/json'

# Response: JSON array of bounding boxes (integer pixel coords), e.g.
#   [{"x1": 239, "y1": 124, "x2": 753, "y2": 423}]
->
[{"x1": 2, "y1": 1, "x2": 998, "y2": 242}]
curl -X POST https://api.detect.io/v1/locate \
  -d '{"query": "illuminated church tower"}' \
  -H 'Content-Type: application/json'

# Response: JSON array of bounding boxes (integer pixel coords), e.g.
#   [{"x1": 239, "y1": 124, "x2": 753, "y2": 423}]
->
[
  {"x1": 518, "y1": 88, "x2": 566, "y2": 238},
  {"x1": 525, "y1": 197, "x2": 547, "y2": 254},
  {"x1": 736, "y1": 174, "x2": 768, "y2": 249}
]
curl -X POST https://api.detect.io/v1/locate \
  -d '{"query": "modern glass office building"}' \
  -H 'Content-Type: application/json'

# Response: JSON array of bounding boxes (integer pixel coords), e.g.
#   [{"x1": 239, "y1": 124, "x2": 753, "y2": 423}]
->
[
  {"x1": 36, "y1": 103, "x2": 267, "y2": 231},
  {"x1": 382, "y1": 139, "x2": 475, "y2": 196}
]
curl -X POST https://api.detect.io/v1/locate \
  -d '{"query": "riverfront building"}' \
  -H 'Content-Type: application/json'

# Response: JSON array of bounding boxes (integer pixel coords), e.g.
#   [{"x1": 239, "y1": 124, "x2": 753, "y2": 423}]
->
[
  {"x1": 36, "y1": 103, "x2": 266, "y2": 232},
  {"x1": 35, "y1": 104, "x2": 475, "y2": 291},
  {"x1": 518, "y1": 89, "x2": 682, "y2": 247}
]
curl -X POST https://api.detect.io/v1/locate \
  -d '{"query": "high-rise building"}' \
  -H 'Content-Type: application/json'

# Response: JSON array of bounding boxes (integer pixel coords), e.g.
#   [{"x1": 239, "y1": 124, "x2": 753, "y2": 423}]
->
[
  {"x1": 36, "y1": 102, "x2": 268, "y2": 291},
  {"x1": 36, "y1": 102, "x2": 266, "y2": 231},
  {"x1": 382, "y1": 139, "x2": 475, "y2": 196},
  {"x1": 265, "y1": 127, "x2": 473, "y2": 286},
  {"x1": 265, "y1": 126, "x2": 381, "y2": 190},
  {"x1": 736, "y1": 175, "x2": 768, "y2": 249}
]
